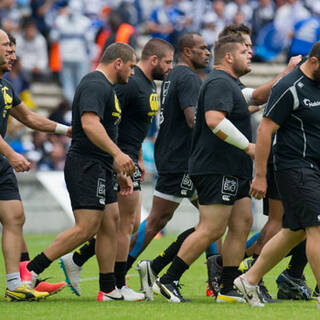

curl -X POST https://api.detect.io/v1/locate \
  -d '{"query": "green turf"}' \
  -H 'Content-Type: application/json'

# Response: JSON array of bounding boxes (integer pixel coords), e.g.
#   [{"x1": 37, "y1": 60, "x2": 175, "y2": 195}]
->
[{"x1": 0, "y1": 234, "x2": 318, "y2": 319}]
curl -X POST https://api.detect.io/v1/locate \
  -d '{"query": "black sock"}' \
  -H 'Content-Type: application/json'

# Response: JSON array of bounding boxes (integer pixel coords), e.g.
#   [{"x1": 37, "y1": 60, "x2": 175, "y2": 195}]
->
[
  {"x1": 160, "y1": 256, "x2": 189, "y2": 284},
  {"x1": 27, "y1": 252, "x2": 52, "y2": 275},
  {"x1": 73, "y1": 238, "x2": 96, "y2": 267},
  {"x1": 20, "y1": 252, "x2": 30, "y2": 262},
  {"x1": 151, "y1": 227, "x2": 195, "y2": 275},
  {"x1": 114, "y1": 261, "x2": 127, "y2": 289},
  {"x1": 99, "y1": 273, "x2": 116, "y2": 293},
  {"x1": 220, "y1": 266, "x2": 240, "y2": 293},
  {"x1": 125, "y1": 255, "x2": 136, "y2": 272},
  {"x1": 286, "y1": 240, "x2": 307, "y2": 279}
]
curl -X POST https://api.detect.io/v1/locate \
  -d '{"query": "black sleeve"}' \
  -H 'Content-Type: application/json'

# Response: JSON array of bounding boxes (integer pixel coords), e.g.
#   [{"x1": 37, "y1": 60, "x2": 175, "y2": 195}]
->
[
  {"x1": 12, "y1": 89, "x2": 21, "y2": 107},
  {"x1": 263, "y1": 81, "x2": 294, "y2": 126},
  {"x1": 78, "y1": 81, "x2": 111, "y2": 120},
  {"x1": 203, "y1": 78, "x2": 234, "y2": 115},
  {"x1": 177, "y1": 73, "x2": 201, "y2": 110},
  {"x1": 4, "y1": 81, "x2": 21, "y2": 107}
]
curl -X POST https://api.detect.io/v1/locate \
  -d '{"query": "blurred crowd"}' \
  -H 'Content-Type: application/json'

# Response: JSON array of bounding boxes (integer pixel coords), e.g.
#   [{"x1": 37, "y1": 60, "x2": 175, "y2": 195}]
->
[{"x1": 1, "y1": 0, "x2": 320, "y2": 171}]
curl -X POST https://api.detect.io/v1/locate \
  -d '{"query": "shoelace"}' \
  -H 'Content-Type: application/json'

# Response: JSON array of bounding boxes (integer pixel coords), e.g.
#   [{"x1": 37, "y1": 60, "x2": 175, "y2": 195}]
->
[{"x1": 172, "y1": 281, "x2": 185, "y2": 300}]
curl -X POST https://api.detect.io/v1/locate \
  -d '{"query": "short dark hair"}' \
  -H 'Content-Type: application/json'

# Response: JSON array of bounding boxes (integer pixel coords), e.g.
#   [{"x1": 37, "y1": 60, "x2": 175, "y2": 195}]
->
[
  {"x1": 7, "y1": 33, "x2": 16, "y2": 46},
  {"x1": 141, "y1": 38, "x2": 174, "y2": 60},
  {"x1": 177, "y1": 32, "x2": 201, "y2": 57},
  {"x1": 214, "y1": 33, "x2": 245, "y2": 64},
  {"x1": 219, "y1": 24, "x2": 251, "y2": 38},
  {"x1": 100, "y1": 42, "x2": 136, "y2": 64},
  {"x1": 308, "y1": 41, "x2": 320, "y2": 59}
]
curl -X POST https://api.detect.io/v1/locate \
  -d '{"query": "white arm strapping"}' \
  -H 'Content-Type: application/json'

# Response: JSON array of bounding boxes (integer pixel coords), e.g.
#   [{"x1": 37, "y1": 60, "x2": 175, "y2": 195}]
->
[
  {"x1": 55, "y1": 123, "x2": 69, "y2": 135},
  {"x1": 242, "y1": 88, "x2": 255, "y2": 106},
  {"x1": 258, "y1": 103, "x2": 267, "y2": 110},
  {"x1": 212, "y1": 118, "x2": 249, "y2": 150}
]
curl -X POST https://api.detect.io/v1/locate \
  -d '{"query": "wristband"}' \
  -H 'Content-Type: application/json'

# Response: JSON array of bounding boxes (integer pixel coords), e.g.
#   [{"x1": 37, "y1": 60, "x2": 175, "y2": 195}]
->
[{"x1": 55, "y1": 123, "x2": 69, "y2": 135}]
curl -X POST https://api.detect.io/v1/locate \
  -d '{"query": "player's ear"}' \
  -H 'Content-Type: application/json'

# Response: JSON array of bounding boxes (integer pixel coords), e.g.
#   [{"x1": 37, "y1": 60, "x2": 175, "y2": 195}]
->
[
  {"x1": 225, "y1": 52, "x2": 233, "y2": 64},
  {"x1": 184, "y1": 47, "x2": 192, "y2": 58},
  {"x1": 114, "y1": 57, "x2": 123, "y2": 69},
  {"x1": 150, "y1": 55, "x2": 158, "y2": 66}
]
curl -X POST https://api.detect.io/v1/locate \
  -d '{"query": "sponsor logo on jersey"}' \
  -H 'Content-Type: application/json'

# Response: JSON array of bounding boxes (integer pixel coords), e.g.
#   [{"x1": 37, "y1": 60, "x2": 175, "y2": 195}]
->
[
  {"x1": 148, "y1": 93, "x2": 159, "y2": 117},
  {"x1": 161, "y1": 81, "x2": 171, "y2": 105},
  {"x1": 303, "y1": 98, "x2": 320, "y2": 107},
  {"x1": 112, "y1": 94, "x2": 122, "y2": 124},
  {"x1": 2, "y1": 86, "x2": 13, "y2": 118}
]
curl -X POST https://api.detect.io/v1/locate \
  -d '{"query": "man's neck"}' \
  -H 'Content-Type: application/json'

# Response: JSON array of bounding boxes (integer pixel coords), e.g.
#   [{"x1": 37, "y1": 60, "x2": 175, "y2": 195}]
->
[
  {"x1": 300, "y1": 61, "x2": 315, "y2": 81},
  {"x1": 96, "y1": 65, "x2": 116, "y2": 84},
  {"x1": 214, "y1": 64, "x2": 238, "y2": 79},
  {"x1": 137, "y1": 61, "x2": 152, "y2": 81},
  {"x1": 178, "y1": 57, "x2": 195, "y2": 72}
]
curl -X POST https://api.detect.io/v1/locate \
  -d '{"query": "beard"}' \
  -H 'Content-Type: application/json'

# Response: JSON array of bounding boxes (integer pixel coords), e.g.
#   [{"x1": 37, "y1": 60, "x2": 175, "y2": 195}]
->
[
  {"x1": 312, "y1": 67, "x2": 320, "y2": 82},
  {"x1": 116, "y1": 71, "x2": 129, "y2": 84},
  {"x1": 151, "y1": 64, "x2": 166, "y2": 80}
]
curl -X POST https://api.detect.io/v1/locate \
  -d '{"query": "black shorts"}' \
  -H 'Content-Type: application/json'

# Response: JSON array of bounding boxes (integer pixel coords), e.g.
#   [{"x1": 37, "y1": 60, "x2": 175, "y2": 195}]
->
[
  {"x1": 0, "y1": 158, "x2": 21, "y2": 201},
  {"x1": 114, "y1": 163, "x2": 142, "y2": 192},
  {"x1": 263, "y1": 163, "x2": 281, "y2": 215},
  {"x1": 275, "y1": 167, "x2": 320, "y2": 231},
  {"x1": 191, "y1": 174, "x2": 250, "y2": 206},
  {"x1": 64, "y1": 154, "x2": 117, "y2": 211},
  {"x1": 155, "y1": 173, "x2": 196, "y2": 199}
]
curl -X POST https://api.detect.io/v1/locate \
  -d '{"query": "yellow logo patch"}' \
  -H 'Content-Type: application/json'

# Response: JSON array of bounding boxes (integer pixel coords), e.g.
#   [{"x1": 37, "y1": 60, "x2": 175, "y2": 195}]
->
[
  {"x1": 2, "y1": 86, "x2": 13, "y2": 118},
  {"x1": 148, "y1": 93, "x2": 159, "y2": 116},
  {"x1": 112, "y1": 93, "x2": 122, "y2": 124}
]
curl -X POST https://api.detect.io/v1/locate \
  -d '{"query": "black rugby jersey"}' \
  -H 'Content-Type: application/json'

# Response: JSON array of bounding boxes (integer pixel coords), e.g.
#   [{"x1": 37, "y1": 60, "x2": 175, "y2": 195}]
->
[
  {"x1": 115, "y1": 66, "x2": 158, "y2": 162},
  {"x1": 155, "y1": 65, "x2": 201, "y2": 174},
  {"x1": 0, "y1": 78, "x2": 21, "y2": 138},
  {"x1": 189, "y1": 69, "x2": 252, "y2": 178},
  {"x1": 264, "y1": 67, "x2": 320, "y2": 171},
  {"x1": 69, "y1": 71, "x2": 121, "y2": 171}
]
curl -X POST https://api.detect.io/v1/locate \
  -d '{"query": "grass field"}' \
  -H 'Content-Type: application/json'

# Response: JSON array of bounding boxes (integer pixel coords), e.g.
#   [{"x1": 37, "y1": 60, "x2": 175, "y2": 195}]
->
[{"x1": 0, "y1": 234, "x2": 318, "y2": 319}]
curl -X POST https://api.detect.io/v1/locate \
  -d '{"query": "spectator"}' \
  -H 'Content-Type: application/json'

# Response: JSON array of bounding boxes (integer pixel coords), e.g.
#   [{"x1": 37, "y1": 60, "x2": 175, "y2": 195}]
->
[
  {"x1": 224, "y1": 0, "x2": 253, "y2": 25},
  {"x1": 251, "y1": 0, "x2": 275, "y2": 44},
  {"x1": 26, "y1": 131, "x2": 53, "y2": 170},
  {"x1": 147, "y1": 0, "x2": 185, "y2": 47},
  {"x1": 48, "y1": 99, "x2": 71, "y2": 126},
  {"x1": 102, "y1": 10, "x2": 137, "y2": 51},
  {"x1": 30, "y1": 0, "x2": 57, "y2": 40},
  {"x1": 16, "y1": 17, "x2": 49, "y2": 81},
  {"x1": 273, "y1": 0, "x2": 310, "y2": 50},
  {"x1": 117, "y1": 0, "x2": 143, "y2": 27},
  {"x1": 4, "y1": 56, "x2": 36, "y2": 110},
  {"x1": 201, "y1": 0, "x2": 226, "y2": 55},
  {"x1": 288, "y1": 3, "x2": 320, "y2": 59},
  {"x1": 50, "y1": 0, "x2": 93, "y2": 103},
  {"x1": 0, "y1": 0, "x2": 22, "y2": 34}
]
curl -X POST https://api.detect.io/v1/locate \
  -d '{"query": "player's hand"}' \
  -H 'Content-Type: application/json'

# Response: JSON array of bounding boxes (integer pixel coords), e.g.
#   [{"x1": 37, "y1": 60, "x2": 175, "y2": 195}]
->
[
  {"x1": 117, "y1": 173, "x2": 133, "y2": 196},
  {"x1": 7, "y1": 151, "x2": 31, "y2": 172},
  {"x1": 249, "y1": 176, "x2": 267, "y2": 200},
  {"x1": 138, "y1": 159, "x2": 146, "y2": 183},
  {"x1": 248, "y1": 105, "x2": 260, "y2": 114},
  {"x1": 67, "y1": 126, "x2": 72, "y2": 138},
  {"x1": 245, "y1": 143, "x2": 255, "y2": 160},
  {"x1": 113, "y1": 152, "x2": 135, "y2": 176},
  {"x1": 286, "y1": 55, "x2": 302, "y2": 72}
]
